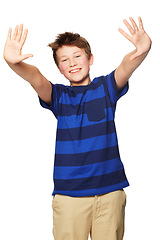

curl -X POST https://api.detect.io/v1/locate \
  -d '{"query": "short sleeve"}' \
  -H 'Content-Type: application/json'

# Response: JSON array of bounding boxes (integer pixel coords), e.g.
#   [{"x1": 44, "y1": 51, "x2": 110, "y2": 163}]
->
[
  {"x1": 38, "y1": 82, "x2": 62, "y2": 118},
  {"x1": 102, "y1": 70, "x2": 129, "y2": 105}
]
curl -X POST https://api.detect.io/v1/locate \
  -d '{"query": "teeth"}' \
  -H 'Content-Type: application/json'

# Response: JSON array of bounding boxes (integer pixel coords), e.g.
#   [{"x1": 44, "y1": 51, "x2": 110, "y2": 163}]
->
[{"x1": 70, "y1": 69, "x2": 80, "y2": 73}]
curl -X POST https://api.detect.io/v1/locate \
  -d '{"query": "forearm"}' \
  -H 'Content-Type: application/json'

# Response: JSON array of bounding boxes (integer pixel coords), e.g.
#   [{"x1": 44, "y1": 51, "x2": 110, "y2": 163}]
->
[
  {"x1": 121, "y1": 49, "x2": 148, "y2": 76},
  {"x1": 122, "y1": 49, "x2": 149, "y2": 76},
  {"x1": 6, "y1": 60, "x2": 42, "y2": 87},
  {"x1": 115, "y1": 48, "x2": 150, "y2": 89}
]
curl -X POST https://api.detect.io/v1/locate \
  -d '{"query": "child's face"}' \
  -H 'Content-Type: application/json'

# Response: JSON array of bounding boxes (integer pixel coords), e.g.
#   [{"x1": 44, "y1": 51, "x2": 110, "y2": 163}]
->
[{"x1": 56, "y1": 46, "x2": 93, "y2": 86}]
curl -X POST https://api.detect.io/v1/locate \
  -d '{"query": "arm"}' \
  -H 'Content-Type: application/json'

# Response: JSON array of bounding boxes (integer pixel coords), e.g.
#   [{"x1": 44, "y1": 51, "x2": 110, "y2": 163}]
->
[
  {"x1": 115, "y1": 17, "x2": 152, "y2": 90},
  {"x1": 4, "y1": 24, "x2": 52, "y2": 105}
]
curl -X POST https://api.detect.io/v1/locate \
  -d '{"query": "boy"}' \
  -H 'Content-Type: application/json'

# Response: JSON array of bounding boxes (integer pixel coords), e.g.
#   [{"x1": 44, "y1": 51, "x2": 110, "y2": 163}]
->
[{"x1": 4, "y1": 17, "x2": 151, "y2": 240}]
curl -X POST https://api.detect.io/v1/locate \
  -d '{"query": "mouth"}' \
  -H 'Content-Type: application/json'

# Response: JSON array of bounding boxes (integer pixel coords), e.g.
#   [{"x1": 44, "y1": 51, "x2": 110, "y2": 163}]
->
[{"x1": 69, "y1": 68, "x2": 81, "y2": 74}]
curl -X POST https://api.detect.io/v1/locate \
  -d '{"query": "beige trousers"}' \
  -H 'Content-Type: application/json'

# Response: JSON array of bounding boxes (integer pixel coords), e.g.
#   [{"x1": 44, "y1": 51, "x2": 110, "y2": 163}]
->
[{"x1": 52, "y1": 189, "x2": 126, "y2": 240}]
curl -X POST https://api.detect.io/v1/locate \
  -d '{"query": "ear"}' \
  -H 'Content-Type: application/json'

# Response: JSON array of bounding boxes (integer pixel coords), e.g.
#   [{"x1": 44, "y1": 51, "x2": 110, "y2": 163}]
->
[{"x1": 89, "y1": 54, "x2": 94, "y2": 66}]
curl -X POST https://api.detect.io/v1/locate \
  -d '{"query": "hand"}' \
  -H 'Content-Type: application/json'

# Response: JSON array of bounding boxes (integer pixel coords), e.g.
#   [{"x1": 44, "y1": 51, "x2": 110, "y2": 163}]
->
[
  {"x1": 118, "y1": 17, "x2": 152, "y2": 60},
  {"x1": 4, "y1": 24, "x2": 33, "y2": 64}
]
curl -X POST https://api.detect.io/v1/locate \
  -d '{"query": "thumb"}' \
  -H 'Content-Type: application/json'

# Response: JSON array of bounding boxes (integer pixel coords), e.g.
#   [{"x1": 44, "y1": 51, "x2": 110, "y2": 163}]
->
[
  {"x1": 20, "y1": 54, "x2": 33, "y2": 61},
  {"x1": 130, "y1": 52, "x2": 139, "y2": 61}
]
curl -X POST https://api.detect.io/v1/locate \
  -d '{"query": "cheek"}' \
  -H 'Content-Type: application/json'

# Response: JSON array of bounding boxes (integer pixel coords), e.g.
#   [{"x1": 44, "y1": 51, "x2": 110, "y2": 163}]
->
[
  {"x1": 79, "y1": 57, "x2": 90, "y2": 68},
  {"x1": 59, "y1": 64, "x2": 68, "y2": 74}
]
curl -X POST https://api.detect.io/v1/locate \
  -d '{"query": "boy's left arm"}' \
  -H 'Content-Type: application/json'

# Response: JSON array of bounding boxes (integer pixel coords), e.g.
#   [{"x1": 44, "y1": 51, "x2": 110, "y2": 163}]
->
[{"x1": 115, "y1": 17, "x2": 152, "y2": 90}]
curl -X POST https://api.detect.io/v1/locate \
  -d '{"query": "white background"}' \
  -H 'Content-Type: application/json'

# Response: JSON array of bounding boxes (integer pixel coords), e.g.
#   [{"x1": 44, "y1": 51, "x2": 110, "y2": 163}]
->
[{"x1": 0, "y1": 0, "x2": 159, "y2": 239}]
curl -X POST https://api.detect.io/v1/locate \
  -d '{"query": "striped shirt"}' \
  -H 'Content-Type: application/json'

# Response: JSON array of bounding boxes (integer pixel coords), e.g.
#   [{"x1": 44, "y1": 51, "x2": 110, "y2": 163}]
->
[{"x1": 39, "y1": 70, "x2": 129, "y2": 197}]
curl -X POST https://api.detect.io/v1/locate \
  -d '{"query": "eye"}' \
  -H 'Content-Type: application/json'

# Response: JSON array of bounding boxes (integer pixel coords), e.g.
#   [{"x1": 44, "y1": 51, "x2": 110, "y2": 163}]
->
[
  {"x1": 75, "y1": 55, "x2": 81, "y2": 58},
  {"x1": 62, "y1": 59, "x2": 67, "y2": 62}
]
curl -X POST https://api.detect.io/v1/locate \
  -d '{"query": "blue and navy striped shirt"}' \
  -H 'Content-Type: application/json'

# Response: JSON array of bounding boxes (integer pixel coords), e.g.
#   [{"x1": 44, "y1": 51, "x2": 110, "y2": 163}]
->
[{"x1": 39, "y1": 70, "x2": 129, "y2": 197}]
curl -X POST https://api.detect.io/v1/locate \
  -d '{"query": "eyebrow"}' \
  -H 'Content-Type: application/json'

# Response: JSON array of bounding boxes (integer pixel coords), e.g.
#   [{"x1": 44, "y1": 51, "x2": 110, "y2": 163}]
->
[
  {"x1": 59, "y1": 51, "x2": 82, "y2": 59},
  {"x1": 73, "y1": 51, "x2": 81, "y2": 54}
]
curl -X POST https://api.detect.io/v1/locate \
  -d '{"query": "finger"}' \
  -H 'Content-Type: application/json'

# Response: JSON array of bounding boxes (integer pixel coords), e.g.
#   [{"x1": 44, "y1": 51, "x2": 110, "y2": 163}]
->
[
  {"x1": 118, "y1": 28, "x2": 132, "y2": 42},
  {"x1": 12, "y1": 25, "x2": 19, "y2": 40},
  {"x1": 123, "y1": 19, "x2": 135, "y2": 35},
  {"x1": 20, "y1": 54, "x2": 34, "y2": 62},
  {"x1": 20, "y1": 28, "x2": 28, "y2": 47},
  {"x1": 129, "y1": 17, "x2": 139, "y2": 31},
  {"x1": 16, "y1": 24, "x2": 23, "y2": 42},
  {"x1": 7, "y1": 27, "x2": 12, "y2": 41},
  {"x1": 138, "y1": 17, "x2": 144, "y2": 30}
]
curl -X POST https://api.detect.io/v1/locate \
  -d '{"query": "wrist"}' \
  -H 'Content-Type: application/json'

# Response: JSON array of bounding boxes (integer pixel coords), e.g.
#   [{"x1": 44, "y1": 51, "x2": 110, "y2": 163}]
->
[{"x1": 4, "y1": 55, "x2": 21, "y2": 65}]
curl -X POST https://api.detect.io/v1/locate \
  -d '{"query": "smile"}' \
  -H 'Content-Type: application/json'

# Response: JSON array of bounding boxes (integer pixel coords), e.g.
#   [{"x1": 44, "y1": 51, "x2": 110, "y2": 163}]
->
[{"x1": 69, "y1": 68, "x2": 81, "y2": 73}]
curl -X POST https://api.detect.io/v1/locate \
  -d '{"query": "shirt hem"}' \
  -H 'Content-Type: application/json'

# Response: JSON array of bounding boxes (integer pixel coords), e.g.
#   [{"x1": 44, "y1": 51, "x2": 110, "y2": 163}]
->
[{"x1": 52, "y1": 181, "x2": 129, "y2": 197}]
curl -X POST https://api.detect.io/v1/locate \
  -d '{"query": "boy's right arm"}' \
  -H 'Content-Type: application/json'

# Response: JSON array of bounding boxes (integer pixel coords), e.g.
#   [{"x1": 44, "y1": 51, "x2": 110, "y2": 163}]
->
[{"x1": 4, "y1": 24, "x2": 52, "y2": 105}]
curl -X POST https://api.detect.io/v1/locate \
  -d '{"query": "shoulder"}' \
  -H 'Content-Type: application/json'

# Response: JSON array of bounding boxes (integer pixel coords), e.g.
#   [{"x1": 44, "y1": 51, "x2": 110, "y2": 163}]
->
[
  {"x1": 92, "y1": 70, "x2": 115, "y2": 89},
  {"x1": 50, "y1": 82, "x2": 69, "y2": 93}
]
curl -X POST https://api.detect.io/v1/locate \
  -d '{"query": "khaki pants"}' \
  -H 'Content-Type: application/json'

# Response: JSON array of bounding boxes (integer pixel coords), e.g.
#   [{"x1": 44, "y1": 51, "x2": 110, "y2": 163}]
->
[{"x1": 52, "y1": 189, "x2": 126, "y2": 240}]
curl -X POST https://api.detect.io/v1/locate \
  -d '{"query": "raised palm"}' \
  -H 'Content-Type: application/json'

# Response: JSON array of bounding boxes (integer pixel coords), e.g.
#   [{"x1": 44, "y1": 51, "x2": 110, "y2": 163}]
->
[
  {"x1": 4, "y1": 24, "x2": 33, "y2": 64},
  {"x1": 119, "y1": 17, "x2": 152, "y2": 60}
]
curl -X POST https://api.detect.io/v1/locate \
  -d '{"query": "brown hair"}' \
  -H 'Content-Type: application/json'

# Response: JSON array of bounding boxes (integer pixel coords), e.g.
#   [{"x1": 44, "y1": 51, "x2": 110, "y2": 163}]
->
[{"x1": 48, "y1": 32, "x2": 92, "y2": 66}]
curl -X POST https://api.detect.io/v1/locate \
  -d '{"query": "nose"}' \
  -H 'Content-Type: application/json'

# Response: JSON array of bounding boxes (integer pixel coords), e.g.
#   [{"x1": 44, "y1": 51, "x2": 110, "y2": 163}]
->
[{"x1": 69, "y1": 58, "x2": 76, "y2": 67}]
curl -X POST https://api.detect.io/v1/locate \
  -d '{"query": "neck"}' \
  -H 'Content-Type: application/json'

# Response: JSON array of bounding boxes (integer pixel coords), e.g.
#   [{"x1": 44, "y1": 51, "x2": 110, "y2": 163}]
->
[{"x1": 70, "y1": 75, "x2": 91, "y2": 87}]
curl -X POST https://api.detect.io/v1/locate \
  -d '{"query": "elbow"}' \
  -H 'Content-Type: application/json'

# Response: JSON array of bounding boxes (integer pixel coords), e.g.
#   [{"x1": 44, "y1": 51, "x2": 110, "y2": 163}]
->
[{"x1": 115, "y1": 66, "x2": 130, "y2": 90}]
